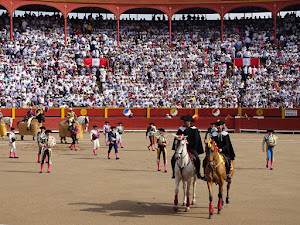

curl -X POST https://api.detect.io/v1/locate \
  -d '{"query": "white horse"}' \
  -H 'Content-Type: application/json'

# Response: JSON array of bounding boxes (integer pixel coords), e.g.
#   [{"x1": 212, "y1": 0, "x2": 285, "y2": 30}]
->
[
  {"x1": 1, "y1": 117, "x2": 13, "y2": 127},
  {"x1": 173, "y1": 134, "x2": 197, "y2": 212},
  {"x1": 77, "y1": 116, "x2": 89, "y2": 131}
]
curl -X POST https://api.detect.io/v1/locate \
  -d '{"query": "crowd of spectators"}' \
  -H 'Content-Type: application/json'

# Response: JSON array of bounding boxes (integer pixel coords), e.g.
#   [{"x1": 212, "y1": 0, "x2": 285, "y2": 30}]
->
[{"x1": 0, "y1": 11, "x2": 299, "y2": 108}]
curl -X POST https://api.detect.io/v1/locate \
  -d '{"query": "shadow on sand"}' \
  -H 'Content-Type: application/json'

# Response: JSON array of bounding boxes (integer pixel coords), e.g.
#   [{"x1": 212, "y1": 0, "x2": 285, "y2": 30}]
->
[
  {"x1": 1, "y1": 170, "x2": 37, "y2": 173},
  {"x1": 69, "y1": 200, "x2": 208, "y2": 218},
  {"x1": 106, "y1": 168, "x2": 153, "y2": 172},
  {"x1": 235, "y1": 167, "x2": 266, "y2": 170}
]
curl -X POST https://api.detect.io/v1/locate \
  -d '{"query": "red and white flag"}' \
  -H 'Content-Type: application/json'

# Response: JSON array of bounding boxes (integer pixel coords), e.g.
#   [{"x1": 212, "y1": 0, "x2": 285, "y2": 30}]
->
[
  {"x1": 234, "y1": 58, "x2": 260, "y2": 67},
  {"x1": 83, "y1": 58, "x2": 109, "y2": 67}
]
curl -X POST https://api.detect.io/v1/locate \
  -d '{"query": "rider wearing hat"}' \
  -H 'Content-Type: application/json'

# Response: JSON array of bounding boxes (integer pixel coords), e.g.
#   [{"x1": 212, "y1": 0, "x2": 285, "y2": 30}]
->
[
  {"x1": 171, "y1": 115, "x2": 204, "y2": 179},
  {"x1": 211, "y1": 120, "x2": 236, "y2": 181},
  {"x1": 205, "y1": 122, "x2": 217, "y2": 140},
  {"x1": 262, "y1": 129, "x2": 278, "y2": 170},
  {"x1": 67, "y1": 108, "x2": 77, "y2": 126},
  {"x1": 26, "y1": 107, "x2": 35, "y2": 130}
]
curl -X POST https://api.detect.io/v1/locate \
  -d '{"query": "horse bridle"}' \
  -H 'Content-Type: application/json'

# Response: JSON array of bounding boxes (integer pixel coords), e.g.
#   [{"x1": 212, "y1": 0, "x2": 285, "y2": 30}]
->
[
  {"x1": 208, "y1": 141, "x2": 221, "y2": 170},
  {"x1": 175, "y1": 138, "x2": 189, "y2": 167}
]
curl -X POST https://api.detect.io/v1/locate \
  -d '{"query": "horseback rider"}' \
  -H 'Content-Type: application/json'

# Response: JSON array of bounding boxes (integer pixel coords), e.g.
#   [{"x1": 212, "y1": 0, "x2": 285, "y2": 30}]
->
[
  {"x1": 171, "y1": 115, "x2": 204, "y2": 179},
  {"x1": 205, "y1": 122, "x2": 217, "y2": 140},
  {"x1": 35, "y1": 108, "x2": 45, "y2": 123},
  {"x1": 67, "y1": 108, "x2": 77, "y2": 126},
  {"x1": 26, "y1": 107, "x2": 35, "y2": 130},
  {"x1": 211, "y1": 120, "x2": 235, "y2": 181}
]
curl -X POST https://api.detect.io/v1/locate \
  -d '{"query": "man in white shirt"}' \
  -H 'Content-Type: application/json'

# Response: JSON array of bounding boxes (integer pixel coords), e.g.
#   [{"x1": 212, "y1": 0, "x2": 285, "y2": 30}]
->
[
  {"x1": 90, "y1": 125, "x2": 100, "y2": 155},
  {"x1": 8, "y1": 127, "x2": 18, "y2": 158}
]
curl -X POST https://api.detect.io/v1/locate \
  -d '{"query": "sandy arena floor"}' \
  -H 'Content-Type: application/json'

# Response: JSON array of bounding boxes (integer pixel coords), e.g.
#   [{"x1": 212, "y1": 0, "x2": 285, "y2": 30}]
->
[{"x1": 0, "y1": 132, "x2": 299, "y2": 225}]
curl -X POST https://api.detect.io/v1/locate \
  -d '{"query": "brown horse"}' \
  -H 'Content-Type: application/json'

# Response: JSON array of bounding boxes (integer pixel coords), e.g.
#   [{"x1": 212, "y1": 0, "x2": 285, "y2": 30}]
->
[{"x1": 204, "y1": 140, "x2": 235, "y2": 219}]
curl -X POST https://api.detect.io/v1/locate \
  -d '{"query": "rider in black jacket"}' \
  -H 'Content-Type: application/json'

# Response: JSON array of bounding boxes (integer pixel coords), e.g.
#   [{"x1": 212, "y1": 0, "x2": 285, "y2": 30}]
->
[
  {"x1": 171, "y1": 115, "x2": 204, "y2": 179},
  {"x1": 211, "y1": 120, "x2": 236, "y2": 181}
]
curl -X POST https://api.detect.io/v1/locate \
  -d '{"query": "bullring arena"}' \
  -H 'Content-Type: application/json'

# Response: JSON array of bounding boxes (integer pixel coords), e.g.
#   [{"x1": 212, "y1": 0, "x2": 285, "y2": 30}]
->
[
  {"x1": 1, "y1": 0, "x2": 300, "y2": 223},
  {"x1": 1, "y1": 131, "x2": 300, "y2": 225}
]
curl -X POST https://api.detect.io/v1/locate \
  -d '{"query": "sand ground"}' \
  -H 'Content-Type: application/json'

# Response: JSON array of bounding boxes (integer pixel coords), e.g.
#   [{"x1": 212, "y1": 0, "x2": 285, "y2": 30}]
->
[{"x1": 0, "y1": 132, "x2": 299, "y2": 225}]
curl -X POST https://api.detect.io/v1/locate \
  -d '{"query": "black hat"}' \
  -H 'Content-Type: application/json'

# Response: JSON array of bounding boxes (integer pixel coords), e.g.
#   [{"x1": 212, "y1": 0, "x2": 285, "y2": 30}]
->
[
  {"x1": 158, "y1": 128, "x2": 165, "y2": 132},
  {"x1": 180, "y1": 115, "x2": 195, "y2": 123},
  {"x1": 215, "y1": 120, "x2": 225, "y2": 126},
  {"x1": 111, "y1": 126, "x2": 116, "y2": 129},
  {"x1": 267, "y1": 129, "x2": 274, "y2": 133},
  {"x1": 210, "y1": 122, "x2": 215, "y2": 125},
  {"x1": 40, "y1": 126, "x2": 46, "y2": 129},
  {"x1": 71, "y1": 121, "x2": 76, "y2": 123},
  {"x1": 45, "y1": 129, "x2": 52, "y2": 133},
  {"x1": 11, "y1": 127, "x2": 15, "y2": 130},
  {"x1": 118, "y1": 122, "x2": 123, "y2": 124},
  {"x1": 105, "y1": 121, "x2": 109, "y2": 123},
  {"x1": 93, "y1": 125, "x2": 98, "y2": 128},
  {"x1": 149, "y1": 122, "x2": 154, "y2": 125}
]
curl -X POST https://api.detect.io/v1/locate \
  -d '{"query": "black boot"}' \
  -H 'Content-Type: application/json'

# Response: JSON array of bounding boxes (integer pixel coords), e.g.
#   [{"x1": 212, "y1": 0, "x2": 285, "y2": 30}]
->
[
  {"x1": 194, "y1": 155, "x2": 202, "y2": 179},
  {"x1": 196, "y1": 173, "x2": 202, "y2": 179},
  {"x1": 225, "y1": 159, "x2": 231, "y2": 181},
  {"x1": 171, "y1": 154, "x2": 175, "y2": 179}
]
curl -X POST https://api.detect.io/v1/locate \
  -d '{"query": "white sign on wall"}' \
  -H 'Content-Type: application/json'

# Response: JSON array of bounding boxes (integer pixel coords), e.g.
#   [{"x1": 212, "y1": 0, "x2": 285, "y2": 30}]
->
[{"x1": 285, "y1": 110, "x2": 298, "y2": 117}]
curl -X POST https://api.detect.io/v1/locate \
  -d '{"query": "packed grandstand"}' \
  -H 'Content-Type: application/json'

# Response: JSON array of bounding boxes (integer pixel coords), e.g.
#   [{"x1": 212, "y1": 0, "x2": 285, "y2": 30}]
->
[{"x1": 0, "y1": 4, "x2": 299, "y2": 109}]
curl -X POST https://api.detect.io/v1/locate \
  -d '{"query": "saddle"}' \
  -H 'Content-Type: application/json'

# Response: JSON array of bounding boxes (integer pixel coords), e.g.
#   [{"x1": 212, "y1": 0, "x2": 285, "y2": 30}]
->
[{"x1": 220, "y1": 153, "x2": 233, "y2": 172}]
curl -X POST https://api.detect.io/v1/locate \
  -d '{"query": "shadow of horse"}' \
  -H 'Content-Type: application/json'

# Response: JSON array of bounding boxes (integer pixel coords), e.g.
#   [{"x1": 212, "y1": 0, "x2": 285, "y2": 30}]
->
[
  {"x1": 1, "y1": 170, "x2": 37, "y2": 173},
  {"x1": 69, "y1": 200, "x2": 207, "y2": 218},
  {"x1": 106, "y1": 168, "x2": 154, "y2": 172},
  {"x1": 235, "y1": 167, "x2": 265, "y2": 170}
]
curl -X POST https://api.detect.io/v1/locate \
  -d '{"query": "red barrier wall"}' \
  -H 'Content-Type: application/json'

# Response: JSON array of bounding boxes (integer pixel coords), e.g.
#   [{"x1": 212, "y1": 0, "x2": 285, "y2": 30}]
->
[
  {"x1": 241, "y1": 108, "x2": 282, "y2": 117},
  {"x1": 2, "y1": 108, "x2": 299, "y2": 132}
]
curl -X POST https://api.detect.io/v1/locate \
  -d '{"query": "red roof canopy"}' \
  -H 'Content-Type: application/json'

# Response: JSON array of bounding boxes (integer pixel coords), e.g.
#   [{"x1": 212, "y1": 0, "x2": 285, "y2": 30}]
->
[{"x1": 0, "y1": 0, "x2": 299, "y2": 18}]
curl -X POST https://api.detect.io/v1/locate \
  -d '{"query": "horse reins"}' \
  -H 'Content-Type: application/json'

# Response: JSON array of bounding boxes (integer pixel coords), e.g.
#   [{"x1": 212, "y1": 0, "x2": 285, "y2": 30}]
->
[{"x1": 176, "y1": 138, "x2": 190, "y2": 169}]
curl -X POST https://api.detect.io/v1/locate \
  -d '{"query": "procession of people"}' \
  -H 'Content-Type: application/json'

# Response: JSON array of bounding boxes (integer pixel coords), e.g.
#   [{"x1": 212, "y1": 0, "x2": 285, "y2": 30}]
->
[{"x1": 4, "y1": 110, "x2": 282, "y2": 177}]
